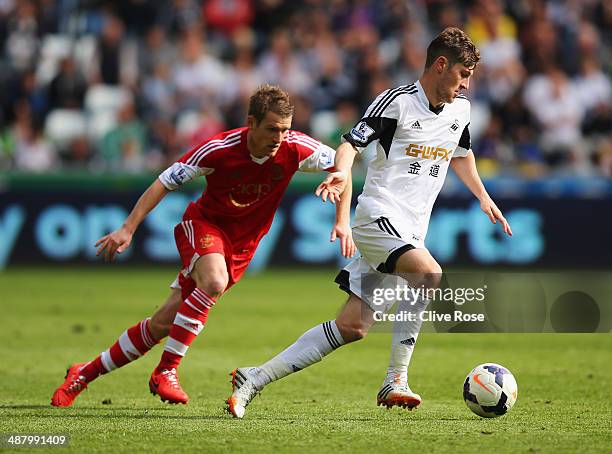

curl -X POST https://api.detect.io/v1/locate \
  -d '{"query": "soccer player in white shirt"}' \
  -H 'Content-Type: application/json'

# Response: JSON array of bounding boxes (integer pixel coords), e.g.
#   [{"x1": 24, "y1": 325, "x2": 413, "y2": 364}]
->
[{"x1": 226, "y1": 27, "x2": 513, "y2": 418}]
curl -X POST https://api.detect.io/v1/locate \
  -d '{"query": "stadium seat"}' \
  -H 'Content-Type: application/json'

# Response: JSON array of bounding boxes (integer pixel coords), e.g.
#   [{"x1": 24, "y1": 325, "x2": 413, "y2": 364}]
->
[
  {"x1": 87, "y1": 110, "x2": 118, "y2": 141},
  {"x1": 176, "y1": 110, "x2": 203, "y2": 137},
  {"x1": 469, "y1": 101, "x2": 491, "y2": 143},
  {"x1": 36, "y1": 35, "x2": 74, "y2": 85},
  {"x1": 310, "y1": 111, "x2": 338, "y2": 140},
  {"x1": 84, "y1": 85, "x2": 132, "y2": 115},
  {"x1": 74, "y1": 35, "x2": 97, "y2": 78},
  {"x1": 44, "y1": 109, "x2": 87, "y2": 148},
  {"x1": 41, "y1": 34, "x2": 73, "y2": 60}
]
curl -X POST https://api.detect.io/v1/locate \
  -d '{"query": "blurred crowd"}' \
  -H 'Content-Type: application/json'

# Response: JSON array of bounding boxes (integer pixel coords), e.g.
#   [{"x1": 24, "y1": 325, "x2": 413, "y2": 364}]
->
[{"x1": 0, "y1": 0, "x2": 610, "y2": 177}]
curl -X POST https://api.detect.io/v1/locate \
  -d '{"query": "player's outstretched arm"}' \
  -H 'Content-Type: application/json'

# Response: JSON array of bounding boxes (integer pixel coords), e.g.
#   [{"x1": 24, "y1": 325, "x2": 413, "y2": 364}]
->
[
  {"x1": 330, "y1": 170, "x2": 356, "y2": 258},
  {"x1": 96, "y1": 179, "x2": 169, "y2": 261},
  {"x1": 316, "y1": 142, "x2": 358, "y2": 203},
  {"x1": 450, "y1": 152, "x2": 513, "y2": 236}
]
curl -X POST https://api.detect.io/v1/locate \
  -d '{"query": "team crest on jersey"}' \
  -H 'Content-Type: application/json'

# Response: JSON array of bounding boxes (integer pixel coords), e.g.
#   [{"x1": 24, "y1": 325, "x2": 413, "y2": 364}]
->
[
  {"x1": 450, "y1": 119, "x2": 460, "y2": 134},
  {"x1": 350, "y1": 121, "x2": 375, "y2": 144},
  {"x1": 200, "y1": 234, "x2": 214, "y2": 249},
  {"x1": 270, "y1": 163, "x2": 284, "y2": 181},
  {"x1": 228, "y1": 183, "x2": 271, "y2": 207}
]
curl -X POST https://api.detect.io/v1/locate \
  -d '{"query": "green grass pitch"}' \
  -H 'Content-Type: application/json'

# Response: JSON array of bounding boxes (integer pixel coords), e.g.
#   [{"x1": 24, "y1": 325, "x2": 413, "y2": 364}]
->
[{"x1": 1, "y1": 268, "x2": 610, "y2": 453}]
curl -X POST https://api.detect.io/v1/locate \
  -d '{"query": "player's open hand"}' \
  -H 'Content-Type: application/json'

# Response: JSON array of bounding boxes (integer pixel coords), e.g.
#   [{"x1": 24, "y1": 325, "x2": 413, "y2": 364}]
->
[
  {"x1": 480, "y1": 198, "x2": 513, "y2": 236},
  {"x1": 330, "y1": 223, "x2": 356, "y2": 258},
  {"x1": 315, "y1": 171, "x2": 347, "y2": 204},
  {"x1": 95, "y1": 226, "x2": 133, "y2": 261}
]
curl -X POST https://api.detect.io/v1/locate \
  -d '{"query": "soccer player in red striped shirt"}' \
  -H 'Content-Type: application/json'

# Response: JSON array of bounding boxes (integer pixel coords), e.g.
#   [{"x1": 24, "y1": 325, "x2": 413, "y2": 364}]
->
[{"x1": 51, "y1": 85, "x2": 355, "y2": 407}]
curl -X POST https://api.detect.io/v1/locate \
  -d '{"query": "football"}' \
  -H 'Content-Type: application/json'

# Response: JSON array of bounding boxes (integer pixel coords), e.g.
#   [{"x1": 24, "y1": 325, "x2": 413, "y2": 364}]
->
[{"x1": 463, "y1": 363, "x2": 518, "y2": 418}]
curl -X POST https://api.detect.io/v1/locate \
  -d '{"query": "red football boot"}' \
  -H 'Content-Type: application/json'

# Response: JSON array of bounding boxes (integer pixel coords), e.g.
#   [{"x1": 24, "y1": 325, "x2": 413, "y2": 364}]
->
[
  {"x1": 51, "y1": 363, "x2": 88, "y2": 407},
  {"x1": 149, "y1": 368, "x2": 189, "y2": 404}
]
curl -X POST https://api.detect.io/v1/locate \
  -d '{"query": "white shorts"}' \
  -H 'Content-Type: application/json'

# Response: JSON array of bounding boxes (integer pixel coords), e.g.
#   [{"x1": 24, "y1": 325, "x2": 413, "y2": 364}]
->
[{"x1": 334, "y1": 216, "x2": 427, "y2": 310}]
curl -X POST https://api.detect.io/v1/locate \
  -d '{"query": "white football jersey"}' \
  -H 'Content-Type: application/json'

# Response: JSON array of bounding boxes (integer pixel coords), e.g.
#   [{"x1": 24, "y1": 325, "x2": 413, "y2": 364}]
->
[{"x1": 344, "y1": 80, "x2": 472, "y2": 242}]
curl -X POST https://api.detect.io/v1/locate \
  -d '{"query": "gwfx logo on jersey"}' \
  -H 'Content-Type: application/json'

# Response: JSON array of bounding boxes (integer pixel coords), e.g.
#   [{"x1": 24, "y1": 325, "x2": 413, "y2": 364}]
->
[{"x1": 405, "y1": 143, "x2": 450, "y2": 161}]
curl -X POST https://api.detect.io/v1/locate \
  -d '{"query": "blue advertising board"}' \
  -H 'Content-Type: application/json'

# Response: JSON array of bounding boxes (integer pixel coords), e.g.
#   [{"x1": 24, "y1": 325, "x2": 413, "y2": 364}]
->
[{"x1": 1, "y1": 183, "x2": 610, "y2": 270}]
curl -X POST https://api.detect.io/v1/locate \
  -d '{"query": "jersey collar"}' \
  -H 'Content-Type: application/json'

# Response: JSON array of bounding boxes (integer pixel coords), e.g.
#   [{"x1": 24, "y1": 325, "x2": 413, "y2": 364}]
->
[
  {"x1": 245, "y1": 127, "x2": 271, "y2": 164},
  {"x1": 415, "y1": 80, "x2": 445, "y2": 115},
  {"x1": 250, "y1": 154, "x2": 270, "y2": 164}
]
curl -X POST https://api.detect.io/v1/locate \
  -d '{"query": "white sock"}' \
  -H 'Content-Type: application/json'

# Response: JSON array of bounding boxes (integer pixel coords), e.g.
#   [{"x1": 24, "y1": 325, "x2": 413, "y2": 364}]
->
[
  {"x1": 385, "y1": 296, "x2": 430, "y2": 384},
  {"x1": 249, "y1": 320, "x2": 345, "y2": 389}
]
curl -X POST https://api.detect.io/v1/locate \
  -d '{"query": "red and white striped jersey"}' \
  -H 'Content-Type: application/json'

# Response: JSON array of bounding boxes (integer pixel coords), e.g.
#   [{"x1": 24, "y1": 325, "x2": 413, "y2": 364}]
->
[{"x1": 159, "y1": 127, "x2": 335, "y2": 245}]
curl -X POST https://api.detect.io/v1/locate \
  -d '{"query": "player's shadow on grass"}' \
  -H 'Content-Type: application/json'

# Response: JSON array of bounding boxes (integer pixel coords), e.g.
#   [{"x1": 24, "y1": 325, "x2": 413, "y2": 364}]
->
[
  {"x1": 0, "y1": 405, "x2": 54, "y2": 410},
  {"x1": 0, "y1": 404, "x2": 182, "y2": 412},
  {"x1": 1, "y1": 406, "x2": 230, "y2": 421},
  {"x1": 9, "y1": 412, "x2": 230, "y2": 421}
]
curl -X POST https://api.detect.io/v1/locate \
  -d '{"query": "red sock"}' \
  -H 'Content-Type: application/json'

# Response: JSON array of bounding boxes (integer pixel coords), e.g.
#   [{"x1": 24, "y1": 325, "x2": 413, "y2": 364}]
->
[
  {"x1": 79, "y1": 318, "x2": 158, "y2": 382},
  {"x1": 155, "y1": 288, "x2": 216, "y2": 372}
]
